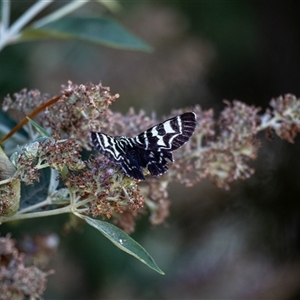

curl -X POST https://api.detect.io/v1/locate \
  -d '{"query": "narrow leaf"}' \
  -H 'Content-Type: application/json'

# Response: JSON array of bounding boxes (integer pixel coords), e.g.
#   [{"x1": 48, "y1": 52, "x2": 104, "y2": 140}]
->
[
  {"x1": 81, "y1": 215, "x2": 164, "y2": 274},
  {"x1": 21, "y1": 16, "x2": 153, "y2": 52},
  {"x1": 26, "y1": 117, "x2": 50, "y2": 137}
]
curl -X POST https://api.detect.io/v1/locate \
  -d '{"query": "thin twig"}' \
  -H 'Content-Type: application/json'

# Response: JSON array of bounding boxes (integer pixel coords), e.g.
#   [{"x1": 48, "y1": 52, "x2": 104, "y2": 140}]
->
[
  {"x1": 0, "y1": 205, "x2": 71, "y2": 224},
  {"x1": 17, "y1": 196, "x2": 52, "y2": 214},
  {"x1": 8, "y1": 0, "x2": 53, "y2": 37},
  {"x1": 32, "y1": 0, "x2": 87, "y2": 28}
]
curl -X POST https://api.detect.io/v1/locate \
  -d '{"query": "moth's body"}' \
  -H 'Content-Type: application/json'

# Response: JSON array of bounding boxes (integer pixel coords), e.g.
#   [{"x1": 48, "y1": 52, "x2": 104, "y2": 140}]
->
[{"x1": 90, "y1": 112, "x2": 196, "y2": 180}]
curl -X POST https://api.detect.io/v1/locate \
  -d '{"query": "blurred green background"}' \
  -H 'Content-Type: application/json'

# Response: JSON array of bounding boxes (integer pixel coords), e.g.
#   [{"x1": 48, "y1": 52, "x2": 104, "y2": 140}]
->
[{"x1": 2, "y1": 1, "x2": 300, "y2": 299}]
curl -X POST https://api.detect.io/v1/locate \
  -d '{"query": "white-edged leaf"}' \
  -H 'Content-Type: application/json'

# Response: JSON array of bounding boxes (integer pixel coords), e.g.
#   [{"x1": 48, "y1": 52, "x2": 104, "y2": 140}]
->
[
  {"x1": 21, "y1": 16, "x2": 153, "y2": 52},
  {"x1": 81, "y1": 215, "x2": 164, "y2": 275}
]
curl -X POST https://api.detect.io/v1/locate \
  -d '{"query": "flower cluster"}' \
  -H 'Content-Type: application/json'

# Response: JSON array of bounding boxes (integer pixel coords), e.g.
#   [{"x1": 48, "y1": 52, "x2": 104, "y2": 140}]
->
[
  {"x1": 3, "y1": 83, "x2": 300, "y2": 231},
  {"x1": 40, "y1": 136, "x2": 85, "y2": 172},
  {"x1": 3, "y1": 81, "x2": 119, "y2": 148},
  {"x1": 91, "y1": 107, "x2": 158, "y2": 137},
  {"x1": 48, "y1": 82, "x2": 119, "y2": 145},
  {"x1": 2, "y1": 89, "x2": 50, "y2": 115},
  {"x1": 0, "y1": 235, "x2": 51, "y2": 299},
  {"x1": 10, "y1": 136, "x2": 84, "y2": 185},
  {"x1": 197, "y1": 101, "x2": 260, "y2": 189},
  {"x1": 64, "y1": 157, "x2": 145, "y2": 233},
  {"x1": 259, "y1": 94, "x2": 300, "y2": 143},
  {"x1": 161, "y1": 95, "x2": 300, "y2": 191}
]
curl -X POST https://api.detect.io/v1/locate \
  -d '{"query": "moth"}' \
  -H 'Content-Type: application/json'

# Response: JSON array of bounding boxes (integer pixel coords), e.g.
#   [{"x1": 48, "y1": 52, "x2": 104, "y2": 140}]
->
[{"x1": 90, "y1": 112, "x2": 196, "y2": 180}]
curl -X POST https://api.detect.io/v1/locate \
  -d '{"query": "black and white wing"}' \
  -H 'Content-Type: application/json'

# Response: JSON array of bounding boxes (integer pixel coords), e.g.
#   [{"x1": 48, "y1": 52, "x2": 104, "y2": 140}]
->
[
  {"x1": 90, "y1": 112, "x2": 196, "y2": 180},
  {"x1": 90, "y1": 132, "x2": 149, "y2": 180},
  {"x1": 133, "y1": 112, "x2": 197, "y2": 152},
  {"x1": 90, "y1": 132, "x2": 130, "y2": 162}
]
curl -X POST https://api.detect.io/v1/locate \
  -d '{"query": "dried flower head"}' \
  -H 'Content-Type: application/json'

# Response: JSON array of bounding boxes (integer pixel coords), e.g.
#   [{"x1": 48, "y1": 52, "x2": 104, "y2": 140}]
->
[
  {"x1": 2, "y1": 89, "x2": 50, "y2": 115},
  {"x1": 3, "y1": 82, "x2": 300, "y2": 232},
  {"x1": 91, "y1": 107, "x2": 158, "y2": 137},
  {"x1": 2, "y1": 81, "x2": 119, "y2": 148},
  {"x1": 10, "y1": 136, "x2": 84, "y2": 185},
  {"x1": 64, "y1": 156, "x2": 145, "y2": 232},
  {"x1": 260, "y1": 94, "x2": 300, "y2": 143},
  {"x1": 147, "y1": 101, "x2": 261, "y2": 189},
  {"x1": 0, "y1": 235, "x2": 51, "y2": 299}
]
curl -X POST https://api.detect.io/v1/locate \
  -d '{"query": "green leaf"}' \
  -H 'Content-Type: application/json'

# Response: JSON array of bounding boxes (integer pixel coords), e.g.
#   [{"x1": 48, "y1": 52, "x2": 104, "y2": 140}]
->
[
  {"x1": 26, "y1": 117, "x2": 50, "y2": 137},
  {"x1": 81, "y1": 215, "x2": 164, "y2": 275},
  {"x1": 20, "y1": 16, "x2": 153, "y2": 52},
  {"x1": 20, "y1": 167, "x2": 50, "y2": 210},
  {"x1": 0, "y1": 146, "x2": 20, "y2": 216}
]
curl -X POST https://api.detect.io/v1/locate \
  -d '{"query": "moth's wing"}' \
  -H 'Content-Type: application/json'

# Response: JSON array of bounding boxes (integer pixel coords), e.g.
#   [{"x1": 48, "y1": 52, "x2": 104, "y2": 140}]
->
[
  {"x1": 119, "y1": 146, "x2": 146, "y2": 180},
  {"x1": 90, "y1": 132, "x2": 125, "y2": 162},
  {"x1": 91, "y1": 132, "x2": 146, "y2": 180},
  {"x1": 120, "y1": 157, "x2": 146, "y2": 180},
  {"x1": 145, "y1": 150, "x2": 170, "y2": 176},
  {"x1": 90, "y1": 112, "x2": 196, "y2": 180},
  {"x1": 119, "y1": 145, "x2": 172, "y2": 179},
  {"x1": 133, "y1": 112, "x2": 196, "y2": 151}
]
